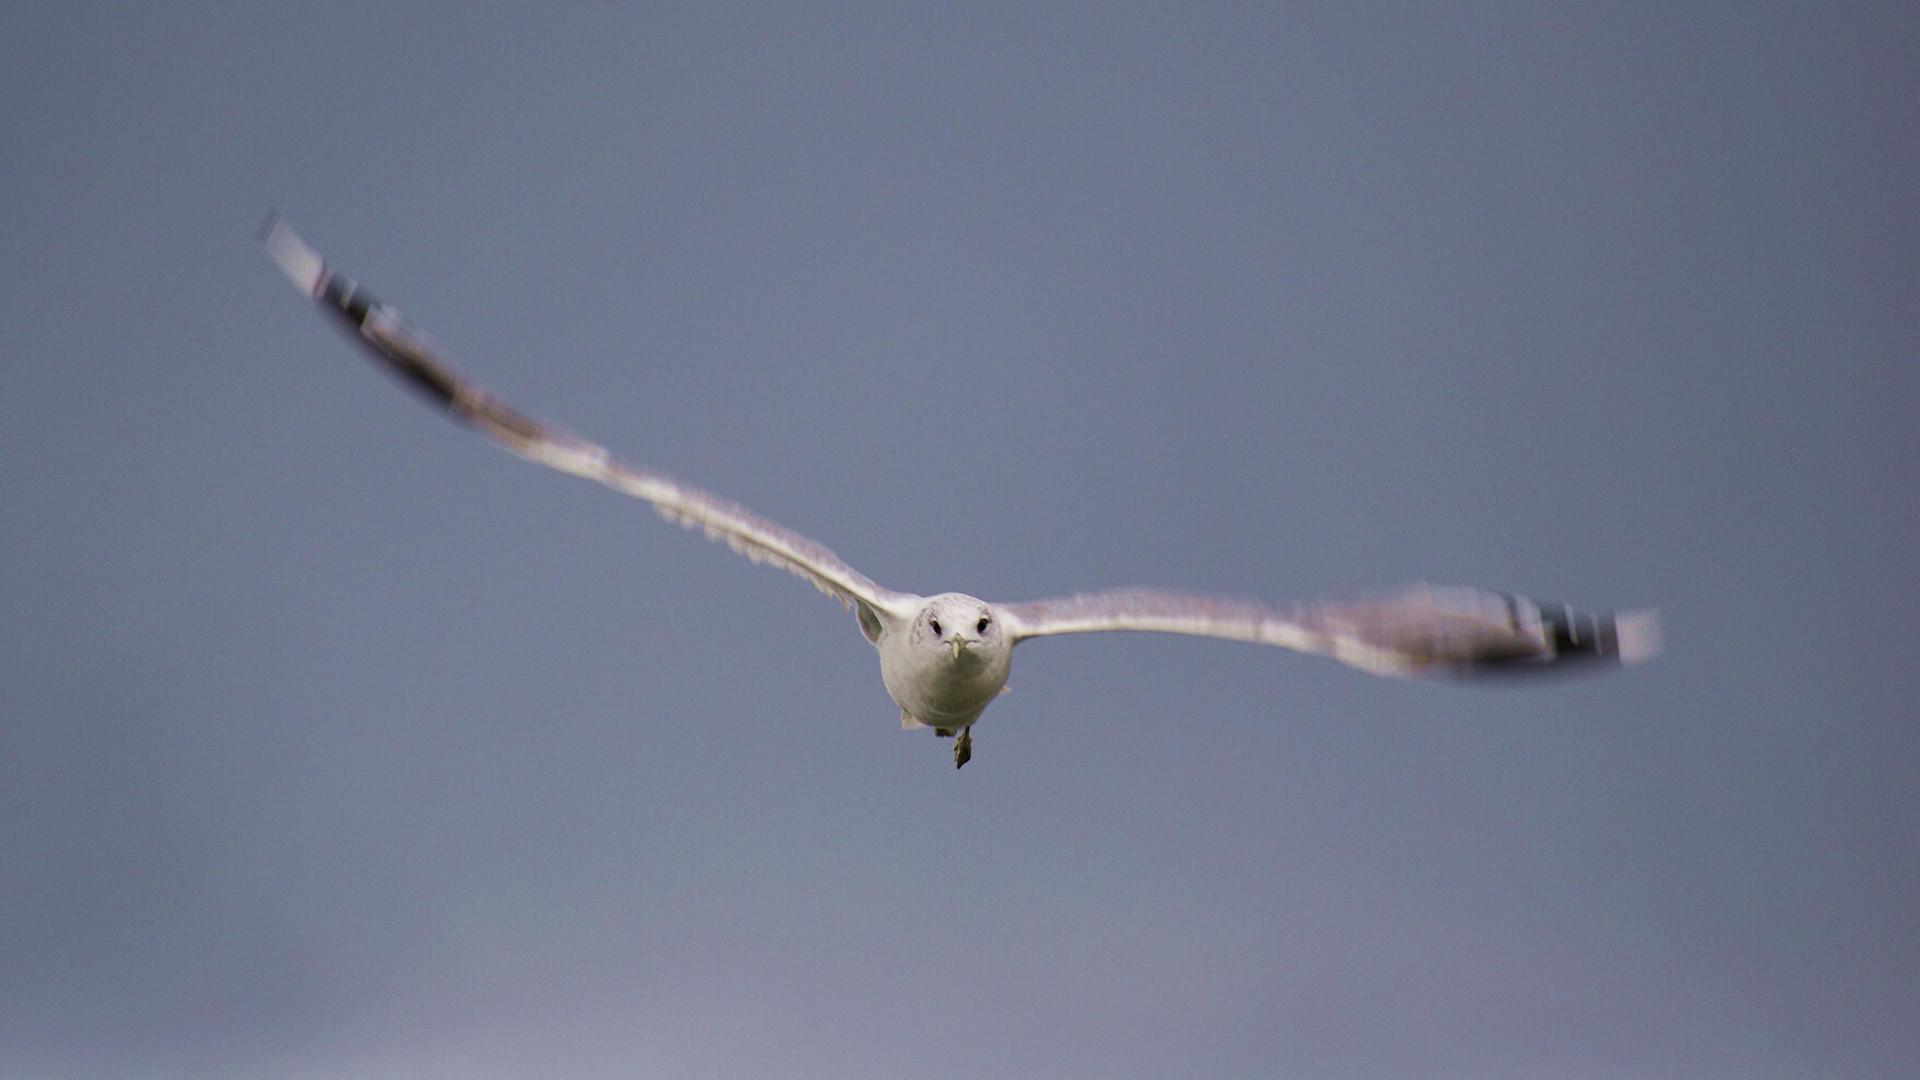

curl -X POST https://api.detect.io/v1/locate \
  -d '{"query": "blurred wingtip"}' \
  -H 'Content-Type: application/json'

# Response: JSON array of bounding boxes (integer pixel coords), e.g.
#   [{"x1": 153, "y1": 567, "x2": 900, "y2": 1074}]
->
[
  {"x1": 259, "y1": 210, "x2": 325, "y2": 295},
  {"x1": 1615, "y1": 609, "x2": 1663, "y2": 664}
]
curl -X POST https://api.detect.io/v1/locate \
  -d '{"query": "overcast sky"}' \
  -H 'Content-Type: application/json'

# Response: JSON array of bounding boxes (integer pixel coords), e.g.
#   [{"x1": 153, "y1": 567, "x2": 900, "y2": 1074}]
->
[{"x1": 2, "y1": 4, "x2": 1915, "y2": 1078}]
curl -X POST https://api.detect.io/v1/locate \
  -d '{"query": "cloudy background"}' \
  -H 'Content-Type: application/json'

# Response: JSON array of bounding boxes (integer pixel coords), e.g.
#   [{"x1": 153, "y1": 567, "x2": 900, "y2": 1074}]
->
[{"x1": 2, "y1": 4, "x2": 1914, "y2": 1078}]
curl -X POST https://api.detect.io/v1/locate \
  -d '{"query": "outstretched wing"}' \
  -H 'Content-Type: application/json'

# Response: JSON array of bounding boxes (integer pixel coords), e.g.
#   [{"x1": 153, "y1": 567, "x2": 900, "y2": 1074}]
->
[
  {"x1": 996, "y1": 583, "x2": 1659, "y2": 678},
  {"x1": 261, "y1": 214, "x2": 918, "y2": 619}
]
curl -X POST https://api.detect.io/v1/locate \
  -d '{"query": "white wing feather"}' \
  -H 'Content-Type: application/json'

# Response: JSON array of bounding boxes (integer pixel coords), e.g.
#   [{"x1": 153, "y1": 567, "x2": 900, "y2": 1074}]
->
[
  {"x1": 262, "y1": 214, "x2": 918, "y2": 620},
  {"x1": 997, "y1": 583, "x2": 1659, "y2": 677}
]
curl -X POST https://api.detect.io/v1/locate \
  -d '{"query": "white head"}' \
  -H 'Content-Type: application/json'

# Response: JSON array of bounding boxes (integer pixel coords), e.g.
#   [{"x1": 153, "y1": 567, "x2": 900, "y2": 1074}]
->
[{"x1": 911, "y1": 593, "x2": 1005, "y2": 661}]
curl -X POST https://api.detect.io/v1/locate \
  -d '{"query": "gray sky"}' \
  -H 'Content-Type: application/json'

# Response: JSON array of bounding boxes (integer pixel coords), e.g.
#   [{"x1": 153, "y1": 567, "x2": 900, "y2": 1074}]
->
[{"x1": 2, "y1": 3, "x2": 1915, "y2": 1078}]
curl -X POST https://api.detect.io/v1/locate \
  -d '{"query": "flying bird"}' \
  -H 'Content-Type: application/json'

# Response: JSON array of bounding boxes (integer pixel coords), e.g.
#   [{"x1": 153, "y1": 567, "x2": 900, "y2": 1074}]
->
[{"x1": 261, "y1": 214, "x2": 1659, "y2": 768}]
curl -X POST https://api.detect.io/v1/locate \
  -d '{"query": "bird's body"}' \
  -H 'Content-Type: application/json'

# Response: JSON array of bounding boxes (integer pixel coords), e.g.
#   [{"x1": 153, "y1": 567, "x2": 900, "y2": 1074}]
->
[
  {"x1": 877, "y1": 593, "x2": 1011, "y2": 732},
  {"x1": 262, "y1": 215, "x2": 1659, "y2": 767}
]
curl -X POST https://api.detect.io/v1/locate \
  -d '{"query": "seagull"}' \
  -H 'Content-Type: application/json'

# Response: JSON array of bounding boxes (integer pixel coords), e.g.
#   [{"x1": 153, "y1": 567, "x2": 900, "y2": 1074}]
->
[{"x1": 261, "y1": 214, "x2": 1659, "y2": 768}]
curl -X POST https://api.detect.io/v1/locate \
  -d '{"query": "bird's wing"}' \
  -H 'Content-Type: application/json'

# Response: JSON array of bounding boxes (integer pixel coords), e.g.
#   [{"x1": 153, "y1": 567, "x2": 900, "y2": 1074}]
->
[
  {"x1": 995, "y1": 583, "x2": 1659, "y2": 678},
  {"x1": 262, "y1": 214, "x2": 919, "y2": 619}
]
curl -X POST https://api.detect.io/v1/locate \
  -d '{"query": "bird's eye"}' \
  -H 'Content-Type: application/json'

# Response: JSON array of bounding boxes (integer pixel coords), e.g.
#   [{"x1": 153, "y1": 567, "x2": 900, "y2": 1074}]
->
[
  {"x1": 929, "y1": 619, "x2": 942, "y2": 637},
  {"x1": 976, "y1": 617, "x2": 991, "y2": 634}
]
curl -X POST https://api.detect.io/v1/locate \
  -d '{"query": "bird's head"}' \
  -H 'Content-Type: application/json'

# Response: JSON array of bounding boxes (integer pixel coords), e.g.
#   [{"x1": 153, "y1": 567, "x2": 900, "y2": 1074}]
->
[{"x1": 914, "y1": 593, "x2": 1003, "y2": 663}]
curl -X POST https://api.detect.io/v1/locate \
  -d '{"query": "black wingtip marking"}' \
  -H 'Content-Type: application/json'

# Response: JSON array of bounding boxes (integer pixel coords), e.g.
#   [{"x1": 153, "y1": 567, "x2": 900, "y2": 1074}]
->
[
  {"x1": 306, "y1": 272, "x2": 465, "y2": 414},
  {"x1": 318, "y1": 273, "x2": 374, "y2": 325},
  {"x1": 380, "y1": 345, "x2": 464, "y2": 412},
  {"x1": 1455, "y1": 602, "x2": 1626, "y2": 679}
]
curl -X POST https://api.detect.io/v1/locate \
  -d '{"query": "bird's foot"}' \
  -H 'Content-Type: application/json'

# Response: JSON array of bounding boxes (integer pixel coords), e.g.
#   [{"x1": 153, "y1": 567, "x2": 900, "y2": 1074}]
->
[
  {"x1": 953, "y1": 728, "x2": 972, "y2": 769},
  {"x1": 933, "y1": 728, "x2": 955, "y2": 738}
]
